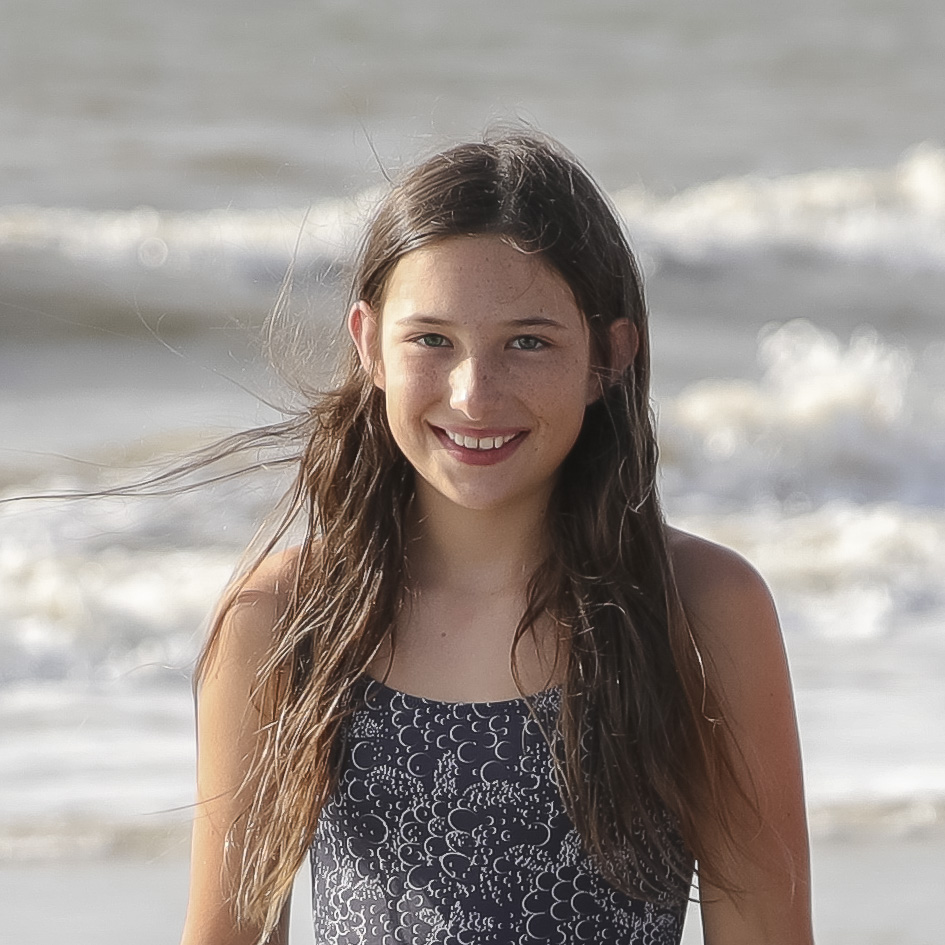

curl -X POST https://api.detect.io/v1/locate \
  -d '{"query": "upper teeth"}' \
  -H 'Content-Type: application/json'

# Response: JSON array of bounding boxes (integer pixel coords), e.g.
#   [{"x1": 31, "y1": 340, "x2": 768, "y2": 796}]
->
[{"x1": 445, "y1": 431, "x2": 516, "y2": 450}]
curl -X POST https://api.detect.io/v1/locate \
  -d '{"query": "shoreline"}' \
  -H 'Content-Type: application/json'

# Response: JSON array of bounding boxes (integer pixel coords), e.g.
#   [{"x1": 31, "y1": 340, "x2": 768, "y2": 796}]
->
[{"x1": 2, "y1": 832, "x2": 941, "y2": 945}]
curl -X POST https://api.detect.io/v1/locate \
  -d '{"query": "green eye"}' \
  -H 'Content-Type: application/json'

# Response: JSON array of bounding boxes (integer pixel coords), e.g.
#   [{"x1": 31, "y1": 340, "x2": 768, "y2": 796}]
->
[{"x1": 416, "y1": 334, "x2": 449, "y2": 348}]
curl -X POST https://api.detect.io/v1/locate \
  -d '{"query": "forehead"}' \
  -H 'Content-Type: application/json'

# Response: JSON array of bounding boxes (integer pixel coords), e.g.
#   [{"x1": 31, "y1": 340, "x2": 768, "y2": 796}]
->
[{"x1": 380, "y1": 236, "x2": 582, "y2": 322}]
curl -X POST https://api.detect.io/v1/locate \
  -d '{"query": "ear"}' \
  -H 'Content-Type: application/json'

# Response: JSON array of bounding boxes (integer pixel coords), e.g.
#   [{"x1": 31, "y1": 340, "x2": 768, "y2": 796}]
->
[
  {"x1": 347, "y1": 301, "x2": 386, "y2": 390},
  {"x1": 586, "y1": 318, "x2": 639, "y2": 403},
  {"x1": 608, "y1": 318, "x2": 639, "y2": 374}
]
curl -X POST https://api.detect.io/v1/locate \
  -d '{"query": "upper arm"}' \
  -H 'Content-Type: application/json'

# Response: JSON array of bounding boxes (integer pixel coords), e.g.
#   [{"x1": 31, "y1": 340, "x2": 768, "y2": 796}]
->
[
  {"x1": 668, "y1": 528, "x2": 813, "y2": 945},
  {"x1": 179, "y1": 550, "x2": 298, "y2": 945}
]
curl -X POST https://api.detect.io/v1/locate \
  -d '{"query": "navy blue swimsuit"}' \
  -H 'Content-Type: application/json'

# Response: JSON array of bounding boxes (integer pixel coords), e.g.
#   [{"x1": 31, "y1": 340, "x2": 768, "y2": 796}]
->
[{"x1": 310, "y1": 677, "x2": 692, "y2": 944}]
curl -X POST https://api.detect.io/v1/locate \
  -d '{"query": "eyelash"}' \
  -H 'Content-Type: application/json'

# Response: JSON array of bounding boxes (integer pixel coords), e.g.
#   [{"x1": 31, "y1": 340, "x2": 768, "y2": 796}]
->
[{"x1": 411, "y1": 334, "x2": 549, "y2": 351}]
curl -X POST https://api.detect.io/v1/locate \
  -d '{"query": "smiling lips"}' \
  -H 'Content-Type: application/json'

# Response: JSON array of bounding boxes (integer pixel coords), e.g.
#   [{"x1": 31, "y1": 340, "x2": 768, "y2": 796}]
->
[
  {"x1": 433, "y1": 426, "x2": 526, "y2": 464},
  {"x1": 443, "y1": 429, "x2": 519, "y2": 451}
]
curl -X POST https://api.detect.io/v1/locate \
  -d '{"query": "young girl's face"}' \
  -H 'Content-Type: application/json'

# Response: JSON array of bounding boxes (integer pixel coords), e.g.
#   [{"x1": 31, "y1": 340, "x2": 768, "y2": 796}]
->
[{"x1": 351, "y1": 235, "x2": 599, "y2": 515}]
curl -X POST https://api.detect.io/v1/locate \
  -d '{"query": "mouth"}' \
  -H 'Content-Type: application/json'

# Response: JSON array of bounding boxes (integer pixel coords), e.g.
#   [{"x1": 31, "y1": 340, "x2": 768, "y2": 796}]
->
[
  {"x1": 441, "y1": 429, "x2": 523, "y2": 451},
  {"x1": 431, "y1": 425, "x2": 528, "y2": 463}
]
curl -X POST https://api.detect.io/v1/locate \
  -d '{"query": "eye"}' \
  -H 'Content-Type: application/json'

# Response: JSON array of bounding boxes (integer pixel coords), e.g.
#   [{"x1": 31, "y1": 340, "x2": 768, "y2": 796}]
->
[
  {"x1": 413, "y1": 333, "x2": 451, "y2": 348},
  {"x1": 509, "y1": 335, "x2": 547, "y2": 351}
]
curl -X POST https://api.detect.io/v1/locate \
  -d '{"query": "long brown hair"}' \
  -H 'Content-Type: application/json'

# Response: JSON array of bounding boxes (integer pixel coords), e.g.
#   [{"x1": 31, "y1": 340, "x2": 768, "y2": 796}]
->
[{"x1": 205, "y1": 130, "x2": 755, "y2": 937}]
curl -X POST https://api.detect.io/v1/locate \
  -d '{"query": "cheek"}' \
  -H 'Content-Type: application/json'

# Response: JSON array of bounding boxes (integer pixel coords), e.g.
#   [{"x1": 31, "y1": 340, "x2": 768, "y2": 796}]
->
[
  {"x1": 555, "y1": 391, "x2": 592, "y2": 452},
  {"x1": 383, "y1": 362, "x2": 440, "y2": 427},
  {"x1": 535, "y1": 367, "x2": 592, "y2": 424}
]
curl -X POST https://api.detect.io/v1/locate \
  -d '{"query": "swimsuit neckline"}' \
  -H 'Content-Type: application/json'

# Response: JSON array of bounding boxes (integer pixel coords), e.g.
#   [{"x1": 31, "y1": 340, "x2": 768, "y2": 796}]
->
[{"x1": 362, "y1": 674, "x2": 562, "y2": 709}]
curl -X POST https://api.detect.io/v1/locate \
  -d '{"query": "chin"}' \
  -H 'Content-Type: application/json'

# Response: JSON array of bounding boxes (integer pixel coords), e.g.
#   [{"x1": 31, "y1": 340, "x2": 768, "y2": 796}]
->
[{"x1": 422, "y1": 476, "x2": 553, "y2": 515}]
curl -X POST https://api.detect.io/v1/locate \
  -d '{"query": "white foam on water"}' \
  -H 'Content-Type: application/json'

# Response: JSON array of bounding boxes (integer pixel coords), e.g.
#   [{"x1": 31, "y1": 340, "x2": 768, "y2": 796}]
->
[
  {"x1": 0, "y1": 198, "x2": 364, "y2": 271},
  {"x1": 0, "y1": 195, "x2": 370, "y2": 330},
  {"x1": 4, "y1": 147, "x2": 945, "y2": 332},
  {"x1": 617, "y1": 143, "x2": 945, "y2": 271},
  {"x1": 660, "y1": 319, "x2": 944, "y2": 508},
  {"x1": 0, "y1": 484, "x2": 261, "y2": 684}
]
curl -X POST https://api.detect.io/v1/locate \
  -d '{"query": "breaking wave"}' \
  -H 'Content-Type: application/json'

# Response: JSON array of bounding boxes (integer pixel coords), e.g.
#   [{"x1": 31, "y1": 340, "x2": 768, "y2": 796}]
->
[{"x1": 4, "y1": 146, "x2": 945, "y2": 331}]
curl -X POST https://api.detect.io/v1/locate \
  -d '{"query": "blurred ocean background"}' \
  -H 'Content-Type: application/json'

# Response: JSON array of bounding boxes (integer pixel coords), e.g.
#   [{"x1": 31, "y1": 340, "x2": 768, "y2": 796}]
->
[{"x1": 1, "y1": 1, "x2": 944, "y2": 937}]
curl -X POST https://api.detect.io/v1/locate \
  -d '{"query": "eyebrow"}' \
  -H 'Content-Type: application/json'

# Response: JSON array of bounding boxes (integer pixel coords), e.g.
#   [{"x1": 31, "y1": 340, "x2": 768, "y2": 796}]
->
[{"x1": 396, "y1": 314, "x2": 571, "y2": 330}]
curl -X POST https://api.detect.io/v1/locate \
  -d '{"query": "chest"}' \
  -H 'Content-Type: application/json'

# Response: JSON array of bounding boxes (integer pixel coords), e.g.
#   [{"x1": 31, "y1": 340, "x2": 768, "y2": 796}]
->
[{"x1": 365, "y1": 588, "x2": 565, "y2": 702}]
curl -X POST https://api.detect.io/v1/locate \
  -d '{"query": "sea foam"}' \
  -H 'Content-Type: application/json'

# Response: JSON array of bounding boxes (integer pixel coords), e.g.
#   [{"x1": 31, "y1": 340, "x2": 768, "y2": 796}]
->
[
  {"x1": 660, "y1": 320, "x2": 943, "y2": 508},
  {"x1": 617, "y1": 143, "x2": 945, "y2": 270},
  {"x1": 4, "y1": 147, "x2": 945, "y2": 332}
]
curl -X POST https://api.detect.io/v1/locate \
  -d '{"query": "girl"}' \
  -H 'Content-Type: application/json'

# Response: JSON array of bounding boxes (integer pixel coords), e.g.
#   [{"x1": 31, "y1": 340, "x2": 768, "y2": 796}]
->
[{"x1": 179, "y1": 131, "x2": 813, "y2": 945}]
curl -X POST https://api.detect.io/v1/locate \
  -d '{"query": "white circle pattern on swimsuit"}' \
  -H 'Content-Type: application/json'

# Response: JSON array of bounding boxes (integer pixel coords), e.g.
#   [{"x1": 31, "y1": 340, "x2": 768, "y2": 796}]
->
[{"x1": 310, "y1": 678, "x2": 692, "y2": 944}]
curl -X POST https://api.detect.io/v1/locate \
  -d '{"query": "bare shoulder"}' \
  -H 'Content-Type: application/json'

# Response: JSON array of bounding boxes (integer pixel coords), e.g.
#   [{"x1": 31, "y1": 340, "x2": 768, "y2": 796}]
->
[
  {"x1": 195, "y1": 546, "x2": 304, "y2": 780},
  {"x1": 667, "y1": 526, "x2": 773, "y2": 613},
  {"x1": 203, "y1": 546, "x2": 302, "y2": 676},
  {"x1": 667, "y1": 526, "x2": 778, "y2": 635},
  {"x1": 666, "y1": 526, "x2": 786, "y2": 687},
  {"x1": 231, "y1": 546, "x2": 301, "y2": 605}
]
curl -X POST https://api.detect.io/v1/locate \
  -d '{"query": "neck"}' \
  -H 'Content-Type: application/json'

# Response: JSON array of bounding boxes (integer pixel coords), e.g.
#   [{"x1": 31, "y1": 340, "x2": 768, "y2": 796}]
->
[{"x1": 407, "y1": 483, "x2": 552, "y2": 596}]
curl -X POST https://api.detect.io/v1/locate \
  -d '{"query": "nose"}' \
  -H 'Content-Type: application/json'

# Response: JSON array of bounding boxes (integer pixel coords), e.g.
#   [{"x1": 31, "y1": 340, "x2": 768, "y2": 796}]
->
[{"x1": 448, "y1": 356, "x2": 499, "y2": 419}]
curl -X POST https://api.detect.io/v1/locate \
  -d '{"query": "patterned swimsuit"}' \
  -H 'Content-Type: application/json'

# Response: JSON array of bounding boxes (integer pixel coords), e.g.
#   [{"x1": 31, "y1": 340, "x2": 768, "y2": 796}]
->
[{"x1": 310, "y1": 677, "x2": 692, "y2": 944}]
